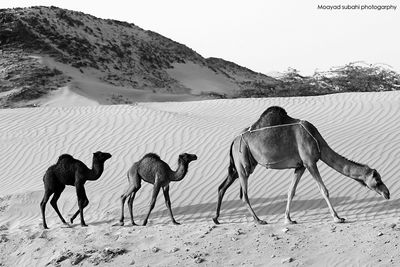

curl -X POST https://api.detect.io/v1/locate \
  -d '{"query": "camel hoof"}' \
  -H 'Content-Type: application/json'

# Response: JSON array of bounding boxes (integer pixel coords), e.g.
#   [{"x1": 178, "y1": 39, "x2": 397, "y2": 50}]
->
[
  {"x1": 131, "y1": 222, "x2": 137, "y2": 226},
  {"x1": 142, "y1": 221, "x2": 148, "y2": 226},
  {"x1": 43, "y1": 225, "x2": 49, "y2": 230},
  {"x1": 334, "y1": 217, "x2": 345, "y2": 223},
  {"x1": 70, "y1": 218, "x2": 74, "y2": 224},
  {"x1": 81, "y1": 223, "x2": 88, "y2": 227},
  {"x1": 257, "y1": 219, "x2": 268, "y2": 225},
  {"x1": 62, "y1": 222, "x2": 72, "y2": 228},
  {"x1": 172, "y1": 221, "x2": 181, "y2": 225},
  {"x1": 284, "y1": 219, "x2": 297, "y2": 225},
  {"x1": 212, "y1": 218, "x2": 220, "y2": 225},
  {"x1": 112, "y1": 222, "x2": 124, "y2": 227}
]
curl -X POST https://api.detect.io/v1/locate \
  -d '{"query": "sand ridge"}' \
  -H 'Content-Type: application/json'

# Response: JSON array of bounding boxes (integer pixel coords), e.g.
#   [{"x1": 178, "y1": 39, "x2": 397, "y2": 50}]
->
[{"x1": 0, "y1": 92, "x2": 400, "y2": 266}]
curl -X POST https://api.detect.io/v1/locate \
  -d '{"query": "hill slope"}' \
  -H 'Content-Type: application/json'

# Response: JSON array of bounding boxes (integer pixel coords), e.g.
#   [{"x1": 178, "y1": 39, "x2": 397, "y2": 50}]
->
[{"x1": 0, "y1": 6, "x2": 277, "y2": 107}]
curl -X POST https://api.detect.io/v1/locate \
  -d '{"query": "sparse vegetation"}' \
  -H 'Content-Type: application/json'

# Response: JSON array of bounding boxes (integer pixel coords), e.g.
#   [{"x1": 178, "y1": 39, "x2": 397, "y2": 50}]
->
[
  {"x1": 0, "y1": 50, "x2": 69, "y2": 108},
  {"x1": 236, "y1": 63, "x2": 400, "y2": 98}
]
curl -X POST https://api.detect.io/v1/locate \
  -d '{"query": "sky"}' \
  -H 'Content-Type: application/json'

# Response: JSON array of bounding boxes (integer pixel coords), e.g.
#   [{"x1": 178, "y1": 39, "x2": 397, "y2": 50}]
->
[{"x1": 1, "y1": 0, "x2": 399, "y2": 75}]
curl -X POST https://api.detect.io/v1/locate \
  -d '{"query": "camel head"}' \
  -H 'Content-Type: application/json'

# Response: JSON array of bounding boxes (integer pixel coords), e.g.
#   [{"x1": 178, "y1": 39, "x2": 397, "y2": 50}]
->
[
  {"x1": 364, "y1": 169, "x2": 390, "y2": 199},
  {"x1": 178, "y1": 153, "x2": 198, "y2": 164},
  {"x1": 93, "y1": 151, "x2": 112, "y2": 162}
]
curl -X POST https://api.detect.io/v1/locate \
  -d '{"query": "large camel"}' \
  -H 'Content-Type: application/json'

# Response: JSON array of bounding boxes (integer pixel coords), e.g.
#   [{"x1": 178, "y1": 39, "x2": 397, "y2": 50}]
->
[
  {"x1": 40, "y1": 151, "x2": 112, "y2": 229},
  {"x1": 213, "y1": 106, "x2": 390, "y2": 225},
  {"x1": 117, "y1": 152, "x2": 197, "y2": 226}
]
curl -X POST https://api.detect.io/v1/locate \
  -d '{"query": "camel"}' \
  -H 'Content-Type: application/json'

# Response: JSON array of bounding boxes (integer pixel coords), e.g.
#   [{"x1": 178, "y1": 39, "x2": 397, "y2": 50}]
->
[
  {"x1": 213, "y1": 106, "x2": 390, "y2": 225},
  {"x1": 40, "y1": 151, "x2": 112, "y2": 229},
  {"x1": 117, "y1": 152, "x2": 197, "y2": 226}
]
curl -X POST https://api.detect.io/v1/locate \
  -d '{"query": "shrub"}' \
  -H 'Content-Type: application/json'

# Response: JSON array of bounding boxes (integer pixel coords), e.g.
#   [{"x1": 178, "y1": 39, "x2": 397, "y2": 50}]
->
[{"x1": 236, "y1": 63, "x2": 400, "y2": 98}]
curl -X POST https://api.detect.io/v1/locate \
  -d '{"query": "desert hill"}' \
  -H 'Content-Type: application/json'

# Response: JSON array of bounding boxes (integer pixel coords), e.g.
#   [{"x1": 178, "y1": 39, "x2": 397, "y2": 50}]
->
[{"x1": 0, "y1": 6, "x2": 277, "y2": 107}]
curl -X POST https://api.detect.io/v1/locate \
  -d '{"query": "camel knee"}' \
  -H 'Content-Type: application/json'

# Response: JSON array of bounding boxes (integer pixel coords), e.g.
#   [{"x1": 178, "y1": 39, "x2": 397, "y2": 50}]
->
[
  {"x1": 288, "y1": 191, "x2": 295, "y2": 199},
  {"x1": 50, "y1": 198, "x2": 58, "y2": 207},
  {"x1": 218, "y1": 176, "x2": 233, "y2": 191},
  {"x1": 40, "y1": 194, "x2": 51, "y2": 209},
  {"x1": 79, "y1": 198, "x2": 89, "y2": 208},
  {"x1": 121, "y1": 194, "x2": 128, "y2": 202},
  {"x1": 40, "y1": 202, "x2": 46, "y2": 213},
  {"x1": 241, "y1": 192, "x2": 249, "y2": 203},
  {"x1": 320, "y1": 187, "x2": 329, "y2": 198}
]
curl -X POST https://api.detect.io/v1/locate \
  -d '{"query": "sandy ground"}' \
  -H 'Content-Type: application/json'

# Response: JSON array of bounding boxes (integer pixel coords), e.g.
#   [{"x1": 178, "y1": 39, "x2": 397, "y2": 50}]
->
[{"x1": 1, "y1": 91, "x2": 400, "y2": 266}]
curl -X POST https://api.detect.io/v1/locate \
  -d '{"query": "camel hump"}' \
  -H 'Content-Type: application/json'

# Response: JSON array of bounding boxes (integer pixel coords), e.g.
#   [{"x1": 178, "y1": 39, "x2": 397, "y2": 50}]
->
[
  {"x1": 253, "y1": 106, "x2": 293, "y2": 127},
  {"x1": 142, "y1": 153, "x2": 161, "y2": 161},
  {"x1": 57, "y1": 154, "x2": 74, "y2": 162},
  {"x1": 263, "y1": 106, "x2": 288, "y2": 117}
]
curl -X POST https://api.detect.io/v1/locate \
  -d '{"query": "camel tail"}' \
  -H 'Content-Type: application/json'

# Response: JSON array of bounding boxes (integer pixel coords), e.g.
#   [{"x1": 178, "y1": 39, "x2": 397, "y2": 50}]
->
[
  {"x1": 228, "y1": 141, "x2": 237, "y2": 178},
  {"x1": 219, "y1": 141, "x2": 240, "y2": 196},
  {"x1": 226, "y1": 141, "x2": 243, "y2": 200}
]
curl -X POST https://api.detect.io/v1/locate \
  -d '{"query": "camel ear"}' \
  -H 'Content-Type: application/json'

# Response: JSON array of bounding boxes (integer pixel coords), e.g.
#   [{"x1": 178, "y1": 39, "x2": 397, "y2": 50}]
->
[{"x1": 178, "y1": 154, "x2": 187, "y2": 161}]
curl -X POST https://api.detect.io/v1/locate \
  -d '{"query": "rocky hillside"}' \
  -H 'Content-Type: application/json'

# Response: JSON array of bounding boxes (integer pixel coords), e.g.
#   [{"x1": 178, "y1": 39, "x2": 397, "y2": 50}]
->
[{"x1": 0, "y1": 6, "x2": 277, "y2": 107}]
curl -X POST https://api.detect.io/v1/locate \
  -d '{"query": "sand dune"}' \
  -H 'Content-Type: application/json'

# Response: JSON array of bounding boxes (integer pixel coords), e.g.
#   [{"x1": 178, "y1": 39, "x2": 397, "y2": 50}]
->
[
  {"x1": 166, "y1": 62, "x2": 240, "y2": 95},
  {"x1": 0, "y1": 92, "x2": 400, "y2": 266}
]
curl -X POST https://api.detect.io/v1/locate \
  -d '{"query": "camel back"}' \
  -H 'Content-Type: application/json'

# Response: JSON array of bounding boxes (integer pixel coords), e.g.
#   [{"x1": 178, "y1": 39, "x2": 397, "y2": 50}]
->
[
  {"x1": 57, "y1": 154, "x2": 74, "y2": 162},
  {"x1": 251, "y1": 106, "x2": 295, "y2": 129},
  {"x1": 142, "y1": 153, "x2": 161, "y2": 161}
]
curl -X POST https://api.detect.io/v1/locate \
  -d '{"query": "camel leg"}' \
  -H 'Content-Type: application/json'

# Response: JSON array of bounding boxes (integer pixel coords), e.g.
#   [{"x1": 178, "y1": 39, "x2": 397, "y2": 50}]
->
[
  {"x1": 50, "y1": 184, "x2": 68, "y2": 225},
  {"x1": 238, "y1": 171, "x2": 267, "y2": 225},
  {"x1": 118, "y1": 184, "x2": 138, "y2": 226},
  {"x1": 128, "y1": 188, "x2": 140, "y2": 226},
  {"x1": 70, "y1": 198, "x2": 89, "y2": 226},
  {"x1": 142, "y1": 183, "x2": 161, "y2": 226},
  {"x1": 70, "y1": 184, "x2": 89, "y2": 227},
  {"x1": 213, "y1": 174, "x2": 237, "y2": 224},
  {"x1": 162, "y1": 185, "x2": 180, "y2": 225},
  {"x1": 284, "y1": 166, "x2": 306, "y2": 224},
  {"x1": 40, "y1": 190, "x2": 53, "y2": 229},
  {"x1": 306, "y1": 163, "x2": 345, "y2": 223}
]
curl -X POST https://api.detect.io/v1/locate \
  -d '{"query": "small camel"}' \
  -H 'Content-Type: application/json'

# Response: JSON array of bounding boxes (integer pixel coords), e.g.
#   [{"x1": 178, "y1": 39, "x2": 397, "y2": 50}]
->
[
  {"x1": 213, "y1": 106, "x2": 390, "y2": 225},
  {"x1": 117, "y1": 153, "x2": 197, "y2": 226},
  {"x1": 40, "y1": 151, "x2": 112, "y2": 229}
]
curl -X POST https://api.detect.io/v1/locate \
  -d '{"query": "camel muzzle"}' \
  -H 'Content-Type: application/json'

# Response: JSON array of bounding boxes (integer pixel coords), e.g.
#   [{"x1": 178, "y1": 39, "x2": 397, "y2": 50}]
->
[
  {"x1": 378, "y1": 184, "x2": 390, "y2": 199},
  {"x1": 382, "y1": 190, "x2": 390, "y2": 200}
]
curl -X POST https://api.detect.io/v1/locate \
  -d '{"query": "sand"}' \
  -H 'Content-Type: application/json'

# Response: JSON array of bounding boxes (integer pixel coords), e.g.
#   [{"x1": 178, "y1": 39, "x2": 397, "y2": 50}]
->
[
  {"x1": 1, "y1": 91, "x2": 400, "y2": 266},
  {"x1": 33, "y1": 57, "x2": 239, "y2": 107}
]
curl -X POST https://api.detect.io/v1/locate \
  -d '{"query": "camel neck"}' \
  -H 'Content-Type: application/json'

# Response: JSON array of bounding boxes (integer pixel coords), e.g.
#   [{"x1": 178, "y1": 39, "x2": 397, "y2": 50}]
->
[
  {"x1": 171, "y1": 160, "x2": 188, "y2": 182},
  {"x1": 326, "y1": 151, "x2": 369, "y2": 180},
  {"x1": 88, "y1": 159, "x2": 104, "y2": 180}
]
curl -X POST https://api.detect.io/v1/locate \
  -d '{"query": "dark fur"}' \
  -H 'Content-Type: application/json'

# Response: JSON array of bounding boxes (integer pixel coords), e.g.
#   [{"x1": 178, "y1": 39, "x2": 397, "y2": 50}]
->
[
  {"x1": 40, "y1": 151, "x2": 112, "y2": 229},
  {"x1": 252, "y1": 106, "x2": 294, "y2": 128}
]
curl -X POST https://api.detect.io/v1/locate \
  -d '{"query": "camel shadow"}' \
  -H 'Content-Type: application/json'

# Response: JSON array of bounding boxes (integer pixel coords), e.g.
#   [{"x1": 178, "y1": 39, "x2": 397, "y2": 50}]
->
[
  {"x1": 133, "y1": 195, "x2": 400, "y2": 223},
  {"x1": 89, "y1": 219, "x2": 116, "y2": 226}
]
